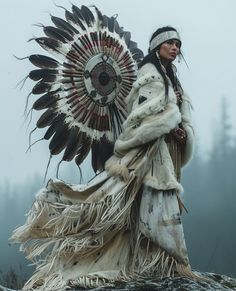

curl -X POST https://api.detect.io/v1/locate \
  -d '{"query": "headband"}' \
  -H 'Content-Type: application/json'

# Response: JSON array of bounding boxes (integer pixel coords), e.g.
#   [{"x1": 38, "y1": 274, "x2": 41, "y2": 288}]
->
[{"x1": 149, "y1": 31, "x2": 181, "y2": 51}]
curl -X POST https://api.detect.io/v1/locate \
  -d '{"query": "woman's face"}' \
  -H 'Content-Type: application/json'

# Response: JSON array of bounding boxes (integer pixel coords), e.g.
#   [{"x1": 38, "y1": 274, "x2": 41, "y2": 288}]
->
[{"x1": 159, "y1": 39, "x2": 181, "y2": 65}]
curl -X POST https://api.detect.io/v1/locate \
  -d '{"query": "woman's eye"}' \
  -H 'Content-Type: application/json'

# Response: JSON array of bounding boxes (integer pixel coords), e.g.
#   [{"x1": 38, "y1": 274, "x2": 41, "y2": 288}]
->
[
  {"x1": 176, "y1": 42, "x2": 181, "y2": 48},
  {"x1": 166, "y1": 40, "x2": 181, "y2": 48}
]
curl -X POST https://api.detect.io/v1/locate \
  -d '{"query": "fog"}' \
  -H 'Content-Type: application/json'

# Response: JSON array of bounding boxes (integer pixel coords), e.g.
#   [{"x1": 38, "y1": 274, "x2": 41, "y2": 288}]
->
[{"x1": 0, "y1": 0, "x2": 236, "y2": 286}]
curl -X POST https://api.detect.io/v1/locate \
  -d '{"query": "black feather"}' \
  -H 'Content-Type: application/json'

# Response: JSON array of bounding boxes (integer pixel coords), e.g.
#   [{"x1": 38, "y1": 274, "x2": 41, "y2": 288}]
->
[
  {"x1": 65, "y1": 10, "x2": 80, "y2": 26},
  {"x1": 93, "y1": 6, "x2": 104, "y2": 26},
  {"x1": 123, "y1": 31, "x2": 131, "y2": 46},
  {"x1": 44, "y1": 118, "x2": 64, "y2": 140},
  {"x1": 37, "y1": 109, "x2": 57, "y2": 128},
  {"x1": 91, "y1": 141, "x2": 101, "y2": 172},
  {"x1": 63, "y1": 127, "x2": 81, "y2": 161},
  {"x1": 107, "y1": 16, "x2": 115, "y2": 33},
  {"x1": 49, "y1": 124, "x2": 70, "y2": 155},
  {"x1": 29, "y1": 69, "x2": 58, "y2": 81},
  {"x1": 41, "y1": 74, "x2": 58, "y2": 83},
  {"x1": 91, "y1": 138, "x2": 113, "y2": 173},
  {"x1": 107, "y1": 104, "x2": 117, "y2": 141},
  {"x1": 32, "y1": 81, "x2": 51, "y2": 95},
  {"x1": 72, "y1": 5, "x2": 85, "y2": 23},
  {"x1": 100, "y1": 137, "x2": 114, "y2": 164},
  {"x1": 33, "y1": 91, "x2": 59, "y2": 110},
  {"x1": 35, "y1": 37, "x2": 62, "y2": 52},
  {"x1": 51, "y1": 16, "x2": 78, "y2": 35},
  {"x1": 101, "y1": 15, "x2": 109, "y2": 28},
  {"x1": 69, "y1": 6, "x2": 86, "y2": 31},
  {"x1": 75, "y1": 134, "x2": 92, "y2": 166},
  {"x1": 113, "y1": 19, "x2": 120, "y2": 34},
  {"x1": 117, "y1": 24, "x2": 125, "y2": 37},
  {"x1": 81, "y1": 5, "x2": 95, "y2": 26},
  {"x1": 44, "y1": 26, "x2": 74, "y2": 42},
  {"x1": 29, "y1": 54, "x2": 59, "y2": 69},
  {"x1": 131, "y1": 48, "x2": 144, "y2": 60},
  {"x1": 129, "y1": 40, "x2": 138, "y2": 50}
]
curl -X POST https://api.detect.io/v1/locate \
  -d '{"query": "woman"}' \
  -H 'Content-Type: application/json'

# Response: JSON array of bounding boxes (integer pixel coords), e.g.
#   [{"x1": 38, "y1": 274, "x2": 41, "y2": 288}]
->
[{"x1": 12, "y1": 26, "x2": 195, "y2": 289}]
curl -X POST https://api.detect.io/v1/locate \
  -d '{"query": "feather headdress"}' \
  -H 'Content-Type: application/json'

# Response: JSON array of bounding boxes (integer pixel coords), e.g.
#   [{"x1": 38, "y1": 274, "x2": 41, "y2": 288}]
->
[{"x1": 25, "y1": 4, "x2": 143, "y2": 173}]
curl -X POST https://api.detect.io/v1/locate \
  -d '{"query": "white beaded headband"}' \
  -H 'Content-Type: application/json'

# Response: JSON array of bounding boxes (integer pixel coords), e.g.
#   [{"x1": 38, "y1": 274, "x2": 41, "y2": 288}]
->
[{"x1": 149, "y1": 31, "x2": 181, "y2": 51}]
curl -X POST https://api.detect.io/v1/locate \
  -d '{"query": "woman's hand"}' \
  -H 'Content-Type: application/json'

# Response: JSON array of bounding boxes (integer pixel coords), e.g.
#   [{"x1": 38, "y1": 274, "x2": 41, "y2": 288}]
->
[{"x1": 171, "y1": 126, "x2": 186, "y2": 145}]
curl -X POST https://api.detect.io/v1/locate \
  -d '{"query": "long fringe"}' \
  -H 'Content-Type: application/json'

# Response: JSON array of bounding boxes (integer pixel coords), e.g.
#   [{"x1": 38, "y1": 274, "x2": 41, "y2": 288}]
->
[
  {"x1": 11, "y1": 139, "x2": 201, "y2": 289},
  {"x1": 22, "y1": 232, "x2": 199, "y2": 290}
]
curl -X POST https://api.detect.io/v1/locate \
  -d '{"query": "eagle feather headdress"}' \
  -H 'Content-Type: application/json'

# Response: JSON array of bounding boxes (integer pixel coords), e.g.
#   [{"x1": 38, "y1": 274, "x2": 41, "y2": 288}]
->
[{"x1": 23, "y1": 4, "x2": 144, "y2": 173}]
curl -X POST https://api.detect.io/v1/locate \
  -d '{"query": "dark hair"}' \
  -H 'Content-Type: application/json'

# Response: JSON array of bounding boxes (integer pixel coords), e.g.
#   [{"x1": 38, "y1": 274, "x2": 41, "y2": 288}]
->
[{"x1": 138, "y1": 26, "x2": 183, "y2": 98}]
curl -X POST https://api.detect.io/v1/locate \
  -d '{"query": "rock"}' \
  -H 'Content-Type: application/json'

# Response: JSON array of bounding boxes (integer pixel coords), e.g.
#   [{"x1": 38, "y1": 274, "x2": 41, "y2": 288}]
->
[
  {"x1": 73, "y1": 273, "x2": 236, "y2": 291},
  {"x1": 0, "y1": 286, "x2": 19, "y2": 291},
  {"x1": 1, "y1": 272, "x2": 236, "y2": 291}
]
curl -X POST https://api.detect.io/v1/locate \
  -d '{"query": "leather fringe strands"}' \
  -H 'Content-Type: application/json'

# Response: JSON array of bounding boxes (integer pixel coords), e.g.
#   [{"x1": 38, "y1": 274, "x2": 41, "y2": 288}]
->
[{"x1": 12, "y1": 140, "x2": 199, "y2": 290}]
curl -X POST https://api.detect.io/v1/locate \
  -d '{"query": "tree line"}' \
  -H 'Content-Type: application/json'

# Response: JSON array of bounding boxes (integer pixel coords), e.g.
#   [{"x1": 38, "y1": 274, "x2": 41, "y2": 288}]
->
[{"x1": 183, "y1": 97, "x2": 236, "y2": 276}]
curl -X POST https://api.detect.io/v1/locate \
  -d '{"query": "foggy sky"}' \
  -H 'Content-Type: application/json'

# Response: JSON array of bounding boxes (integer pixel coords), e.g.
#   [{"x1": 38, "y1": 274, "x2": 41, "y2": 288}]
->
[{"x1": 1, "y1": 0, "x2": 236, "y2": 186}]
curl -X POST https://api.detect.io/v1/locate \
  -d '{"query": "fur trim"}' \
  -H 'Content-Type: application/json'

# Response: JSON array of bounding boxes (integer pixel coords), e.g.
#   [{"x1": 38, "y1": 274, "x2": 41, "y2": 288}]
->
[
  {"x1": 143, "y1": 175, "x2": 184, "y2": 194},
  {"x1": 115, "y1": 103, "x2": 181, "y2": 155}
]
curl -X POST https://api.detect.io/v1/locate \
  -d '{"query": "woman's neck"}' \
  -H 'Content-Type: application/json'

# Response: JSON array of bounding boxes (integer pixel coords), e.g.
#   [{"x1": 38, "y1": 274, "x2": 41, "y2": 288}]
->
[{"x1": 160, "y1": 57, "x2": 170, "y2": 69}]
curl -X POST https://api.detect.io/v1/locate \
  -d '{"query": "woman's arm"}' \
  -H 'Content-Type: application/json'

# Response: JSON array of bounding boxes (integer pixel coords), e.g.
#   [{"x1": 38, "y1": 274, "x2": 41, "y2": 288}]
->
[{"x1": 115, "y1": 76, "x2": 181, "y2": 155}]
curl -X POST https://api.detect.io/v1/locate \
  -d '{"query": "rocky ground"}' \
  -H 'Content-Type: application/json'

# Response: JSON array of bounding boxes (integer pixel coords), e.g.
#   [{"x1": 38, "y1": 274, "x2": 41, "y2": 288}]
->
[{"x1": 1, "y1": 272, "x2": 236, "y2": 290}]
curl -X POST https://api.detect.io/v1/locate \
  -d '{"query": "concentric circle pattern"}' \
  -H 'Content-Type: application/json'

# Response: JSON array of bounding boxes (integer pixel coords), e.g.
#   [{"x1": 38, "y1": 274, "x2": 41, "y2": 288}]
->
[{"x1": 28, "y1": 4, "x2": 144, "y2": 172}]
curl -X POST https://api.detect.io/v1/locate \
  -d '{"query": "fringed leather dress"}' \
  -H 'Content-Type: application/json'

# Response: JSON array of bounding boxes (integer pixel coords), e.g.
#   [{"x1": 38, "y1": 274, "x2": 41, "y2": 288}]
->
[{"x1": 12, "y1": 63, "x2": 196, "y2": 290}]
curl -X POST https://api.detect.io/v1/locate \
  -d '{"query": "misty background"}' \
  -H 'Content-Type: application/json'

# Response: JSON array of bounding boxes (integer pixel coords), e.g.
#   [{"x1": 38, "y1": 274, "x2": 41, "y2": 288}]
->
[{"x1": 0, "y1": 0, "x2": 236, "y2": 285}]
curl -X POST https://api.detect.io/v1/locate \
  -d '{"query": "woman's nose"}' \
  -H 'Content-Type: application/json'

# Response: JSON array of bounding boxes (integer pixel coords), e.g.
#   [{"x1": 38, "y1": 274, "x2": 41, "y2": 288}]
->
[{"x1": 172, "y1": 43, "x2": 179, "y2": 51}]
